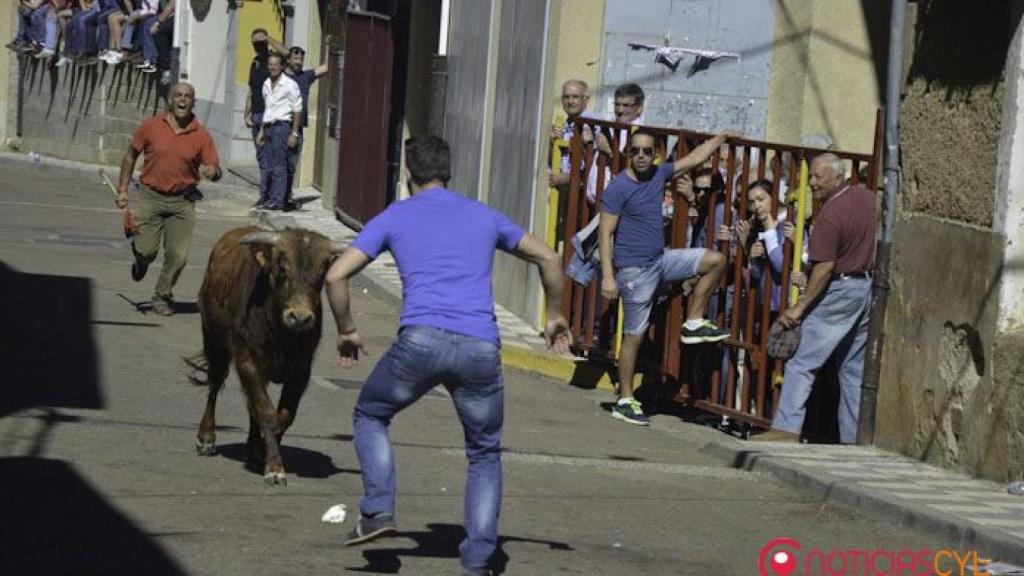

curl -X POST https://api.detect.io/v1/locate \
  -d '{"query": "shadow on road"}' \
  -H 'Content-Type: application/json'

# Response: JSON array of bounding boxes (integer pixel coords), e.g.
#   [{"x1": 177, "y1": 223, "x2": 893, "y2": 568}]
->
[
  {"x1": 0, "y1": 457, "x2": 188, "y2": 576},
  {"x1": 0, "y1": 261, "x2": 103, "y2": 421},
  {"x1": 346, "y1": 522, "x2": 573, "y2": 574},
  {"x1": 217, "y1": 442, "x2": 360, "y2": 479}
]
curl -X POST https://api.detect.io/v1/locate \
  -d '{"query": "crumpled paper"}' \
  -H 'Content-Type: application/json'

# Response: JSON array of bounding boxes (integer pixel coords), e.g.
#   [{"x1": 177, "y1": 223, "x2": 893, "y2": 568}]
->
[{"x1": 321, "y1": 503, "x2": 347, "y2": 524}]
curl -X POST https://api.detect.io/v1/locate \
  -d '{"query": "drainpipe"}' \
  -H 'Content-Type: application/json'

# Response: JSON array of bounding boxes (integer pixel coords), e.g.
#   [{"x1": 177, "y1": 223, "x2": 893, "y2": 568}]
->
[{"x1": 858, "y1": 0, "x2": 906, "y2": 445}]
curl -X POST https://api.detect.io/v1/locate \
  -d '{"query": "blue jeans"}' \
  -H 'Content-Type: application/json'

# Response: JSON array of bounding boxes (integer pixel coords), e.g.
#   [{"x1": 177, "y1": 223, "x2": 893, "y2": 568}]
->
[
  {"x1": 353, "y1": 325, "x2": 504, "y2": 571},
  {"x1": 261, "y1": 122, "x2": 292, "y2": 207},
  {"x1": 43, "y1": 9, "x2": 59, "y2": 51},
  {"x1": 286, "y1": 130, "x2": 304, "y2": 201},
  {"x1": 617, "y1": 248, "x2": 706, "y2": 334},
  {"x1": 772, "y1": 277, "x2": 872, "y2": 443},
  {"x1": 18, "y1": 6, "x2": 47, "y2": 44},
  {"x1": 68, "y1": 2, "x2": 101, "y2": 54},
  {"x1": 95, "y1": 8, "x2": 121, "y2": 52}
]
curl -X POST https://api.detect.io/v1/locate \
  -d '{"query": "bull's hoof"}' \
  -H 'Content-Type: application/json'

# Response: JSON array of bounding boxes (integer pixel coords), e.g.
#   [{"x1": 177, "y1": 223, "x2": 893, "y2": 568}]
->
[
  {"x1": 263, "y1": 471, "x2": 288, "y2": 486},
  {"x1": 195, "y1": 439, "x2": 217, "y2": 456}
]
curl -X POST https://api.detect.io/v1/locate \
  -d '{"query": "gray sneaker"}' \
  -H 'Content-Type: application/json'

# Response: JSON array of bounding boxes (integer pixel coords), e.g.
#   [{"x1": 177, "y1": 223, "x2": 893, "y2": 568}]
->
[
  {"x1": 611, "y1": 398, "x2": 650, "y2": 426},
  {"x1": 151, "y1": 299, "x2": 174, "y2": 316},
  {"x1": 344, "y1": 513, "x2": 398, "y2": 546}
]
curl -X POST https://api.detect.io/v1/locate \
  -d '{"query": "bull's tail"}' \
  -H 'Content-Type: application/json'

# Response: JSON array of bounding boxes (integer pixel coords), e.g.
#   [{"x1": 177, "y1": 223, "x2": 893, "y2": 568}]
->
[{"x1": 184, "y1": 352, "x2": 211, "y2": 387}]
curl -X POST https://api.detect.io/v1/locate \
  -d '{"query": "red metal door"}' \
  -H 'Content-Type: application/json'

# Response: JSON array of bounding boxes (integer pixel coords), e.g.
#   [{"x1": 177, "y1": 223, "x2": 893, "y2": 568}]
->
[{"x1": 336, "y1": 11, "x2": 393, "y2": 223}]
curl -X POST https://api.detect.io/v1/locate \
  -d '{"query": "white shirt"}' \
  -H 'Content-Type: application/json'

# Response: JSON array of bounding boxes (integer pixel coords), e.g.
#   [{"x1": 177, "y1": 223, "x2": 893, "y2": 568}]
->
[{"x1": 261, "y1": 74, "x2": 303, "y2": 126}]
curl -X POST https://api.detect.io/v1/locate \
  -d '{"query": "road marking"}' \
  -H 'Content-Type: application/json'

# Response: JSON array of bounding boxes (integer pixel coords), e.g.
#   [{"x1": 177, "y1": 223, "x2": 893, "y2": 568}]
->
[{"x1": 438, "y1": 448, "x2": 748, "y2": 478}]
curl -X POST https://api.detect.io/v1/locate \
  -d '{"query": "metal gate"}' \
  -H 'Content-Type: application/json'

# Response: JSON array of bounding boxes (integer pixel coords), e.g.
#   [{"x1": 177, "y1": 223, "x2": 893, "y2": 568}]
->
[
  {"x1": 336, "y1": 10, "x2": 394, "y2": 222},
  {"x1": 558, "y1": 111, "x2": 883, "y2": 428}
]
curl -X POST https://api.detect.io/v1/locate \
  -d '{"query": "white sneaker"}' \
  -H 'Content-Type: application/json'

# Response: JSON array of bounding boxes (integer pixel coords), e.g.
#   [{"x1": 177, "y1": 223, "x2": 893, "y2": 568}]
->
[
  {"x1": 107, "y1": 51, "x2": 123, "y2": 64},
  {"x1": 35, "y1": 48, "x2": 54, "y2": 59},
  {"x1": 55, "y1": 55, "x2": 71, "y2": 67},
  {"x1": 134, "y1": 59, "x2": 151, "y2": 69}
]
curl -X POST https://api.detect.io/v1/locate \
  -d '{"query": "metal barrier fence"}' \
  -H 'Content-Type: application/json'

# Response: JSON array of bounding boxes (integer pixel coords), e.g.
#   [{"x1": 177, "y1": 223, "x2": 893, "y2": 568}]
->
[{"x1": 553, "y1": 111, "x2": 882, "y2": 428}]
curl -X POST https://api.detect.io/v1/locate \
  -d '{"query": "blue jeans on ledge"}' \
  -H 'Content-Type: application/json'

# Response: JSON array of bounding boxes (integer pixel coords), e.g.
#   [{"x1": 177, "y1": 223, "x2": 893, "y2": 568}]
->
[{"x1": 353, "y1": 325, "x2": 504, "y2": 571}]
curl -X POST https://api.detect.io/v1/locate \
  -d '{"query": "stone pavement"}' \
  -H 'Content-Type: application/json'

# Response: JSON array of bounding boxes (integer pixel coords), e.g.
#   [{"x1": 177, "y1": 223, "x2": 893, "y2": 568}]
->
[
  {"x1": 6, "y1": 149, "x2": 1024, "y2": 570},
  {"x1": 701, "y1": 437, "x2": 1024, "y2": 566}
]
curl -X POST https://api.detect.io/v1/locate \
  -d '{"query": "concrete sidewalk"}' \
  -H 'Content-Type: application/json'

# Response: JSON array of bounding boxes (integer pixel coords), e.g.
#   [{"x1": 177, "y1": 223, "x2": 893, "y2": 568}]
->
[{"x1": 6, "y1": 149, "x2": 1024, "y2": 569}]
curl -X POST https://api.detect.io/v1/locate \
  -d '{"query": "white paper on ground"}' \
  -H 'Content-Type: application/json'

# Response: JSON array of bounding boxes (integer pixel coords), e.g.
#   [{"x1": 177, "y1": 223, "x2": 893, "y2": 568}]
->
[{"x1": 321, "y1": 503, "x2": 347, "y2": 524}]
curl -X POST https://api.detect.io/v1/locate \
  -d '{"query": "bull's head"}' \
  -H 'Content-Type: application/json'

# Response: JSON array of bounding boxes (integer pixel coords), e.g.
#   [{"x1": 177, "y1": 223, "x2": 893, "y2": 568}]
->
[{"x1": 240, "y1": 229, "x2": 347, "y2": 332}]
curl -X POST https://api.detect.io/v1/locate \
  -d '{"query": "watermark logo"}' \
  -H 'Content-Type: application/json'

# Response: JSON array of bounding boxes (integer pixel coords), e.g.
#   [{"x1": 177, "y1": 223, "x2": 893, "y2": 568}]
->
[
  {"x1": 757, "y1": 538, "x2": 992, "y2": 576},
  {"x1": 759, "y1": 538, "x2": 802, "y2": 576}
]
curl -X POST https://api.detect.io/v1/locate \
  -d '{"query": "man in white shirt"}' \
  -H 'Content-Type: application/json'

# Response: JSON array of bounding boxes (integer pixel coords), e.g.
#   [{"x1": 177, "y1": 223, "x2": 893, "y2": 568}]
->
[{"x1": 255, "y1": 52, "x2": 303, "y2": 211}]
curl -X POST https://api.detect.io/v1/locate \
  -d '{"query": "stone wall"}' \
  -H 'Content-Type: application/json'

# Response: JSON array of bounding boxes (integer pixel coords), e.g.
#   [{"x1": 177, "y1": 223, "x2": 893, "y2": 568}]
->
[
  {"x1": 7, "y1": 56, "x2": 171, "y2": 165},
  {"x1": 876, "y1": 0, "x2": 1023, "y2": 482}
]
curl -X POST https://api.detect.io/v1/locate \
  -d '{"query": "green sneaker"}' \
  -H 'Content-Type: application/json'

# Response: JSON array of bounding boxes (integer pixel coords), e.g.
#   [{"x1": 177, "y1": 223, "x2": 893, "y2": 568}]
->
[
  {"x1": 612, "y1": 399, "x2": 650, "y2": 426},
  {"x1": 681, "y1": 320, "x2": 730, "y2": 344}
]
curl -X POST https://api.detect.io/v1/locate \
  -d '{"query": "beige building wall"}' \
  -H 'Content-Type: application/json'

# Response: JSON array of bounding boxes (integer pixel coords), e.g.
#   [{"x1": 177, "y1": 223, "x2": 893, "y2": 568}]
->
[
  {"x1": 298, "y1": 7, "x2": 322, "y2": 189},
  {"x1": 766, "y1": 0, "x2": 884, "y2": 154}
]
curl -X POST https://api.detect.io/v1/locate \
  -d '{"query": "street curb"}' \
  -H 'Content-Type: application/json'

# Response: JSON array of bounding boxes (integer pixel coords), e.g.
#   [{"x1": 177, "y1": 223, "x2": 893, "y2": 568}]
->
[
  {"x1": 500, "y1": 345, "x2": 617, "y2": 391},
  {"x1": 700, "y1": 439, "x2": 1024, "y2": 565}
]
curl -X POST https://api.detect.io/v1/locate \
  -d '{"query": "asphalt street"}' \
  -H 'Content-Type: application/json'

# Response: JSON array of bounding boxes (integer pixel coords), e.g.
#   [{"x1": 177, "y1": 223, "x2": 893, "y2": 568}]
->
[{"x1": 0, "y1": 160, "x2": 957, "y2": 575}]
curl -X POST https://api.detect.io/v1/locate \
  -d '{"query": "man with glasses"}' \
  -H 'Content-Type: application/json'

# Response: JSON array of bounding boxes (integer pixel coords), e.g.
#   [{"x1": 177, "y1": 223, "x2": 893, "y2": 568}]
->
[
  {"x1": 599, "y1": 129, "x2": 738, "y2": 425},
  {"x1": 587, "y1": 83, "x2": 647, "y2": 204}
]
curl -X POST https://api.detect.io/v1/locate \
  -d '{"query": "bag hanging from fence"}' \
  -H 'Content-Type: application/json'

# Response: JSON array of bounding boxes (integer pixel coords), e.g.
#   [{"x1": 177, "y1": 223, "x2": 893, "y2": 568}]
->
[{"x1": 767, "y1": 319, "x2": 801, "y2": 360}]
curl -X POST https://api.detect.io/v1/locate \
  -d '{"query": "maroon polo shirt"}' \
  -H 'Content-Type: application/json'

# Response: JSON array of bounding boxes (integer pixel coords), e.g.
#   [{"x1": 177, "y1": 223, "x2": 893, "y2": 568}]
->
[
  {"x1": 130, "y1": 113, "x2": 220, "y2": 195},
  {"x1": 808, "y1": 183, "x2": 877, "y2": 274}
]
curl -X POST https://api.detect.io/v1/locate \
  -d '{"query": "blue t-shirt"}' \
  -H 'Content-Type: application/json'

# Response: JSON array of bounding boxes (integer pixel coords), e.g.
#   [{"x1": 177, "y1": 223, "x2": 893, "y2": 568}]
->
[
  {"x1": 600, "y1": 163, "x2": 675, "y2": 268},
  {"x1": 352, "y1": 187, "x2": 527, "y2": 345},
  {"x1": 286, "y1": 69, "x2": 317, "y2": 128}
]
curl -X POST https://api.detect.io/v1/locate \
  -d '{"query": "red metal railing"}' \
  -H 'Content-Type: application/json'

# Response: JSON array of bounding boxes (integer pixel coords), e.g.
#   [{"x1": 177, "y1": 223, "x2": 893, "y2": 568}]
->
[{"x1": 558, "y1": 110, "x2": 883, "y2": 428}]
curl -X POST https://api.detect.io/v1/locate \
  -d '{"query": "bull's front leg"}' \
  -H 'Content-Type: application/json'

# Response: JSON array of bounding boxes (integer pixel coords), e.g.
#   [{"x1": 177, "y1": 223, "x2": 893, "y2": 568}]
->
[
  {"x1": 236, "y1": 356, "x2": 288, "y2": 486},
  {"x1": 276, "y1": 365, "x2": 312, "y2": 446}
]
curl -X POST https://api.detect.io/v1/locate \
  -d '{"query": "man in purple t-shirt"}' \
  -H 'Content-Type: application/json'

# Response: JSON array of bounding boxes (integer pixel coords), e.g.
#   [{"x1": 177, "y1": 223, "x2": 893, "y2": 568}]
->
[
  {"x1": 599, "y1": 128, "x2": 738, "y2": 426},
  {"x1": 325, "y1": 135, "x2": 571, "y2": 576}
]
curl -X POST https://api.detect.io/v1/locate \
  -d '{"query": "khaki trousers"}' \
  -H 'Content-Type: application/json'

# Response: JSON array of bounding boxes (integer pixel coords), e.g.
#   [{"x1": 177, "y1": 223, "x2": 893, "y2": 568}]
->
[{"x1": 132, "y1": 186, "x2": 197, "y2": 302}]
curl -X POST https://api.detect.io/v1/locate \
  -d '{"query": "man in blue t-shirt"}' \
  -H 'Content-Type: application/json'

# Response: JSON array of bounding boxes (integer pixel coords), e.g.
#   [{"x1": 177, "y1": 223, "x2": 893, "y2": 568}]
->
[
  {"x1": 325, "y1": 135, "x2": 571, "y2": 576},
  {"x1": 283, "y1": 45, "x2": 328, "y2": 210},
  {"x1": 599, "y1": 128, "x2": 739, "y2": 426}
]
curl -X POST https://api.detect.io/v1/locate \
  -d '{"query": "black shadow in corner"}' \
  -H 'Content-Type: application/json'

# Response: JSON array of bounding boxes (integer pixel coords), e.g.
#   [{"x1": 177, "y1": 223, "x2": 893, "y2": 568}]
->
[
  {"x1": 0, "y1": 261, "x2": 103, "y2": 418},
  {"x1": 0, "y1": 457, "x2": 189, "y2": 576}
]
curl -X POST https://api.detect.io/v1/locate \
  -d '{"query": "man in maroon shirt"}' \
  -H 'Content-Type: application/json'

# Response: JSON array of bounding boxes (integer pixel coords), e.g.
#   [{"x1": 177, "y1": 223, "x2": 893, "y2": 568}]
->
[
  {"x1": 115, "y1": 82, "x2": 221, "y2": 316},
  {"x1": 755, "y1": 153, "x2": 876, "y2": 443}
]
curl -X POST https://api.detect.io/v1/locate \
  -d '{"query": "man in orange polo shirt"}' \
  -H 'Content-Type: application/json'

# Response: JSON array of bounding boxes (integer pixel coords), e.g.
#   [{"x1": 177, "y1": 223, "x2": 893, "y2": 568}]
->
[{"x1": 114, "y1": 82, "x2": 221, "y2": 316}]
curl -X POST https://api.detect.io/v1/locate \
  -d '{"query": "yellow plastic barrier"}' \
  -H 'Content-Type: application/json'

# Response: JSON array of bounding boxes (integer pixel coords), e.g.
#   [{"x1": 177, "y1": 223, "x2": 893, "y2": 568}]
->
[{"x1": 789, "y1": 159, "x2": 810, "y2": 307}]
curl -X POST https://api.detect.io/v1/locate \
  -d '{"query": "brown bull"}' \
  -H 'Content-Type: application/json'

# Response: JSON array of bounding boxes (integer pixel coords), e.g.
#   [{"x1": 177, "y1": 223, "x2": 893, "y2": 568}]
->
[{"x1": 186, "y1": 226, "x2": 344, "y2": 485}]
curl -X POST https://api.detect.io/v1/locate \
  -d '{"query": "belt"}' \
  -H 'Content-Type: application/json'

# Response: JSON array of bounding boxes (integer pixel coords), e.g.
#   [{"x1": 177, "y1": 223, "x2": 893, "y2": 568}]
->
[
  {"x1": 262, "y1": 120, "x2": 290, "y2": 127},
  {"x1": 835, "y1": 271, "x2": 872, "y2": 280}
]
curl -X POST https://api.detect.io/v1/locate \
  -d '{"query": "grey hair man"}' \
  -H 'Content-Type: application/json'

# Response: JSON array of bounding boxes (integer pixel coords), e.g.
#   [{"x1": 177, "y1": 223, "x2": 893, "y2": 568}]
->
[{"x1": 755, "y1": 152, "x2": 876, "y2": 443}]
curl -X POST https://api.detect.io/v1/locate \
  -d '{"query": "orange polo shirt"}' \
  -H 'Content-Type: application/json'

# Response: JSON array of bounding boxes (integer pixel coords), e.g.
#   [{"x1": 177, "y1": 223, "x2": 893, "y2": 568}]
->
[{"x1": 130, "y1": 113, "x2": 220, "y2": 195}]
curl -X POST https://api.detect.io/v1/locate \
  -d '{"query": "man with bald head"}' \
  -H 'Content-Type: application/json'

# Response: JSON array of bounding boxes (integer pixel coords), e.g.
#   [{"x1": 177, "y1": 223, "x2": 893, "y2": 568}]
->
[
  {"x1": 115, "y1": 82, "x2": 222, "y2": 316},
  {"x1": 755, "y1": 153, "x2": 876, "y2": 443}
]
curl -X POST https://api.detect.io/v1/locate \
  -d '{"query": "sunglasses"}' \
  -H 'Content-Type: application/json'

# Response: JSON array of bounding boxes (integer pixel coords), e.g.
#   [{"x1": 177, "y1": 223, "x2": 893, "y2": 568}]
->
[
  {"x1": 694, "y1": 186, "x2": 721, "y2": 194},
  {"x1": 629, "y1": 146, "x2": 655, "y2": 157}
]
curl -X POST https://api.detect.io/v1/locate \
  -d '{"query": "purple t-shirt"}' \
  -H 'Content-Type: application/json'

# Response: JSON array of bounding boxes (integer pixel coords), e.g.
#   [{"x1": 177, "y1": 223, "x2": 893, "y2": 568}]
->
[
  {"x1": 352, "y1": 187, "x2": 527, "y2": 345},
  {"x1": 600, "y1": 163, "x2": 675, "y2": 268}
]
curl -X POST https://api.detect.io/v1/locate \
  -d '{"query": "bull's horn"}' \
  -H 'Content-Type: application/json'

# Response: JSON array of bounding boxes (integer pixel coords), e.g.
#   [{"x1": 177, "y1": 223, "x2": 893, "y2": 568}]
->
[
  {"x1": 329, "y1": 241, "x2": 349, "y2": 254},
  {"x1": 240, "y1": 231, "x2": 281, "y2": 246}
]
